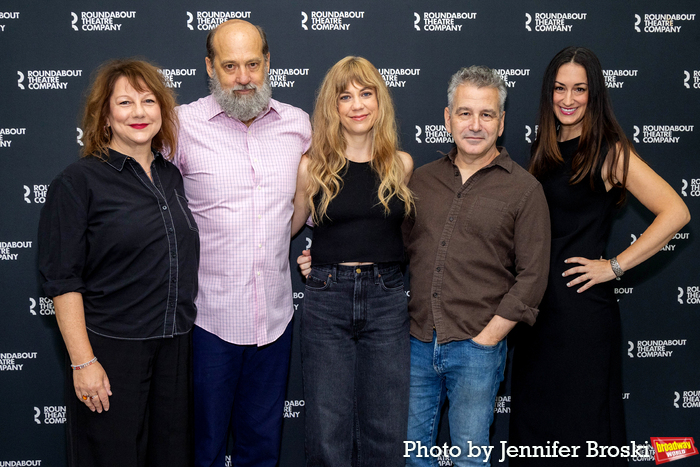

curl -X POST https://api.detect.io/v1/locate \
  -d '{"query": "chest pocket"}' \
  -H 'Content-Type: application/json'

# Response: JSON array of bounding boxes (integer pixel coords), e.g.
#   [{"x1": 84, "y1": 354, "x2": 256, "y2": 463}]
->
[{"x1": 463, "y1": 196, "x2": 507, "y2": 239}]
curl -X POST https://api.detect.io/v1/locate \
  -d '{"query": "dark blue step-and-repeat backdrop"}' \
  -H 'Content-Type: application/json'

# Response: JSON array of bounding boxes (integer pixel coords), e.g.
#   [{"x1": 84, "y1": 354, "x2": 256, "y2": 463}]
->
[{"x1": 1, "y1": 1, "x2": 698, "y2": 466}]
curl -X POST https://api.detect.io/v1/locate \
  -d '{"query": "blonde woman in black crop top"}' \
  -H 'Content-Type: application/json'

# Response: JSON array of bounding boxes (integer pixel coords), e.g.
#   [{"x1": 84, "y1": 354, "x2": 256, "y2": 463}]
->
[{"x1": 290, "y1": 56, "x2": 413, "y2": 466}]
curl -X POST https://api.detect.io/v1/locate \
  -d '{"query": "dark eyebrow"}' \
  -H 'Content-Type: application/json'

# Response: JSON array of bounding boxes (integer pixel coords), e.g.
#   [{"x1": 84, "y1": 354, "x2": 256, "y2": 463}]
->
[{"x1": 554, "y1": 80, "x2": 587, "y2": 86}]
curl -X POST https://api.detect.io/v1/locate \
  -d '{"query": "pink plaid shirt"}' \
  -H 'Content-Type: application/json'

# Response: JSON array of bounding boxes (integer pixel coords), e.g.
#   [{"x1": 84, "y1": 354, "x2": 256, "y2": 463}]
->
[{"x1": 174, "y1": 96, "x2": 311, "y2": 345}]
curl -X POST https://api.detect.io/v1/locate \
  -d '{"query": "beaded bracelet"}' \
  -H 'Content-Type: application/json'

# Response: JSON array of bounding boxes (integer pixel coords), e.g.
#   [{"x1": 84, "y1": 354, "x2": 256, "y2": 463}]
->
[{"x1": 71, "y1": 356, "x2": 97, "y2": 370}]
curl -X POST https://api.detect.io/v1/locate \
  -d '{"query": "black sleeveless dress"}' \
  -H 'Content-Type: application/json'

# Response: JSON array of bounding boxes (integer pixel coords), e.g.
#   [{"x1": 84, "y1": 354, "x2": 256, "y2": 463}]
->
[{"x1": 509, "y1": 137, "x2": 627, "y2": 466}]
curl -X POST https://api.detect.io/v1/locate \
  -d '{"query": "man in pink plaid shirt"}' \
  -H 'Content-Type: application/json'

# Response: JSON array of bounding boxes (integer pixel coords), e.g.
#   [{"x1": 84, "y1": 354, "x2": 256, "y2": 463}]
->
[{"x1": 173, "y1": 19, "x2": 311, "y2": 467}]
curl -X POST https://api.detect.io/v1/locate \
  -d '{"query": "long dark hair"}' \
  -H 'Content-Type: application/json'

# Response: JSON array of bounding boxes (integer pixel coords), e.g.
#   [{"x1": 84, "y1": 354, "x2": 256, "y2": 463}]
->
[{"x1": 529, "y1": 46, "x2": 633, "y2": 203}]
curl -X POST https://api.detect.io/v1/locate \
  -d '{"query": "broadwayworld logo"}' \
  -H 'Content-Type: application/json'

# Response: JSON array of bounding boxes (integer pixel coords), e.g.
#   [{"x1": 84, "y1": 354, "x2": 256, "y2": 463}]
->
[{"x1": 650, "y1": 437, "x2": 698, "y2": 464}]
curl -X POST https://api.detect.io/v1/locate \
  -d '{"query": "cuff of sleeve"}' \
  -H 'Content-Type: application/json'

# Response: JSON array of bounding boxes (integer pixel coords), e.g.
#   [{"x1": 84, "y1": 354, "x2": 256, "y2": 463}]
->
[
  {"x1": 42, "y1": 279, "x2": 86, "y2": 298},
  {"x1": 495, "y1": 293, "x2": 539, "y2": 326},
  {"x1": 305, "y1": 214, "x2": 314, "y2": 228}
]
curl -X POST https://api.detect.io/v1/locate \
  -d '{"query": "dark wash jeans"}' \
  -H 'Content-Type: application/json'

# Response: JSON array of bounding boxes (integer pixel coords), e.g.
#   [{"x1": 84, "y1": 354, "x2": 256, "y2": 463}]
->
[{"x1": 301, "y1": 263, "x2": 410, "y2": 467}]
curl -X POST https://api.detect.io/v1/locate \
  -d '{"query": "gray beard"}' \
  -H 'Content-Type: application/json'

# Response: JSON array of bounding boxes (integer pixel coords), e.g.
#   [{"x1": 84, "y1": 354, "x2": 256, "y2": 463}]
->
[{"x1": 209, "y1": 69, "x2": 272, "y2": 122}]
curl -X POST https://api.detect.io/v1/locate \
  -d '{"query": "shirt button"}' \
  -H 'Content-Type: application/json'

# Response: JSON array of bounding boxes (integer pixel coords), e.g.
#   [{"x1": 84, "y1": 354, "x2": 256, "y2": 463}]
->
[
  {"x1": 457, "y1": 193, "x2": 461, "y2": 198},
  {"x1": 257, "y1": 271, "x2": 261, "y2": 276},
  {"x1": 168, "y1": 227, "x2": 173, "y2": 233},
  {"x1": 449, "y1": 217, "x2": 454, "y2": 222},
  {"x1": 258, "y1": 244, "x2": 262, "y2": 248},
  {"x1": 171, "y1": 252, "x2": 176, "y2": 258},
  {"x1": 441, "y1": 241, "x2": 446, "y2": 246},
  {"x1": 257, "y1": 186, "x2": 262, "y2": 190},
  {"x1": 162, "y1": 206, "x2": 168, "y2": 210},
  {"x1": 433, "y1": 293, "x2": 438, "y2": 298},
  {"x1": 436, "y1": 267, "x2": 441, "y2": 272},
  {"x1": 257, "y1": 215, "x2": 261, "y2": 219}
]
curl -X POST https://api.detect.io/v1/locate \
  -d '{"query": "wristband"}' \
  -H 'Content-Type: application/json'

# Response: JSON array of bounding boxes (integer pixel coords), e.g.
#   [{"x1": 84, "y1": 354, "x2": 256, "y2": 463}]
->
[{"x1": 71, "y1": 356, "x2": 97, "y2": 370}]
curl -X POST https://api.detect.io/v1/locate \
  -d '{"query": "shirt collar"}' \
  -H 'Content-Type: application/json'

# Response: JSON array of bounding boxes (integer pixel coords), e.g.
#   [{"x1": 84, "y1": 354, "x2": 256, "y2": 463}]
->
[
  {"x1": 205, "y1": 95, "x2": 280, "y2": 123},
  {"x1": 105, "y1": 148, "x2": 165, "y2": 171},
  {"x1": 446, "y1": 146, "x2": 514, "y2": 174}
]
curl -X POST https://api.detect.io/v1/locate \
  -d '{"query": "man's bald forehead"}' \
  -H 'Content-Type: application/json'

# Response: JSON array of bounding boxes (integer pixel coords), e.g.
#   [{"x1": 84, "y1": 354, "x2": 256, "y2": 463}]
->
[{"x1": 206, "y1": 20, "x2": 268, "y2": 62}]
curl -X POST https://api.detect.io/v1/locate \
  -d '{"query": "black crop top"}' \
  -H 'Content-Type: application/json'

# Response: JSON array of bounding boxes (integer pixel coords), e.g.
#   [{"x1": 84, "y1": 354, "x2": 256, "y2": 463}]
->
[{"x1": 311, "y1": 160, "x2": 405, "y2": 265}]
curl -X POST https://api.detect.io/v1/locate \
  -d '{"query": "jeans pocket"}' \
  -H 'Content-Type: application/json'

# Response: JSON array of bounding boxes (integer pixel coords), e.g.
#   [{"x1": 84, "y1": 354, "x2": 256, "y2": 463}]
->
[
  {"x1": 379, "y1": 267, "x2": 404, "y2": 292},
  {"x1": 469, "y1": 338, "x2": 501, "y2": 350},
  {"x1": 305, "y1": 270, "x2": 331, "y2": 291}
]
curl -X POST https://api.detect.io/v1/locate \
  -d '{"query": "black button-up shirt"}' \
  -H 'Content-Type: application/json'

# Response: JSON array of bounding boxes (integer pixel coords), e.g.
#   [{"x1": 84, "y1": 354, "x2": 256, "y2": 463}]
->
[{"x1": 39, "y1": 149, "x2": 200, "y2": 339}]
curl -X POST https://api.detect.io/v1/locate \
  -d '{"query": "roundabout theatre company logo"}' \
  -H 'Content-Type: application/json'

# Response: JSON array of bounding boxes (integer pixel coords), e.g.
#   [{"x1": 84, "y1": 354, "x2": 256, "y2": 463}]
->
[
  {"x1": 525, "y1": 12, "x2": 587, "y2": 32},
  {"x1": 634, "y1": 13, "x2": 695, "y2": 33},
  {"x1": 0, "y1": 127, "x2": 25, "y2": 148},
  {"x1": 301, "y1": 11, "x2": 364, "y2": 31},
  {"x1": 17, "y1": 69, "x2": 82, "y2": 90},
  {"x1": 414, "y1": 12, "x2": 476, "y2": 31},
  {"x1": 187, "y1": 11, "x2": 251, "y2": 31},
  {"x1": 71, "y1": 11, "x2": 135, "y2": 31}
]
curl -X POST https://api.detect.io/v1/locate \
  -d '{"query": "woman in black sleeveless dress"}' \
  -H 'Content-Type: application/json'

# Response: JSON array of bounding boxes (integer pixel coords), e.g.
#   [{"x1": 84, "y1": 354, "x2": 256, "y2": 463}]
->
[
  {"x1": 509, "y1": 46, "x2": 689, "y2": 466},
  {"x1": 291, "y1": 56, "x2": 414, "y2": 466}
]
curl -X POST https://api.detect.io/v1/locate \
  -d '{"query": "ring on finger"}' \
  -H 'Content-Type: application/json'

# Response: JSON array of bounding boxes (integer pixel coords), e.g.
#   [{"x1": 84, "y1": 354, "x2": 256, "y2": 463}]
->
[
  {"x1": 91, "y1": 395, "x2": 99, "y2": 400},
  {"x1": 82, "y1": 394, "x2": 89, "y2": 400}
]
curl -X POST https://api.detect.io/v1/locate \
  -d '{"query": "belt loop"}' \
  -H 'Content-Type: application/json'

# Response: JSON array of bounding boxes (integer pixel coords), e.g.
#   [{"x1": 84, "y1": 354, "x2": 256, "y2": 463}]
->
[
  {"x1": 373, "y1": 264, "x2": 380, "y2": 285},
  {"x1": 331, "y1": 264, "x2": 338, "y2": 283}
]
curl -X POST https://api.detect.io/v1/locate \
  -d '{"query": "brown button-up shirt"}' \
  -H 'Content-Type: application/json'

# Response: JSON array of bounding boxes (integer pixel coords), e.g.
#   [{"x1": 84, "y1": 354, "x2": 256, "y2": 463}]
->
[{"x1": 404, "y1": 147, "x2": 550, "y2": 344}]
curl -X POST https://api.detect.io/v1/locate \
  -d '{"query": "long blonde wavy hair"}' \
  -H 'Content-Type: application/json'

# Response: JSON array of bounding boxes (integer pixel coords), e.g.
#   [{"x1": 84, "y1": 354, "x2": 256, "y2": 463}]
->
[{"x1": 307, "y1": 56, "x2": 414, "y2": 223}]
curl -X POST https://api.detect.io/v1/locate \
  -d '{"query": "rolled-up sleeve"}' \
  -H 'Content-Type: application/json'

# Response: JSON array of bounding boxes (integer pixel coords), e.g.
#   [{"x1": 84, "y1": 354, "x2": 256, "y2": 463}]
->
[
  {"x1": 494, "y1": 182, "x2": 551, "y2": 325},
  {"x1": 38, "y1": 172, "x2": 88, "y2": 297}
]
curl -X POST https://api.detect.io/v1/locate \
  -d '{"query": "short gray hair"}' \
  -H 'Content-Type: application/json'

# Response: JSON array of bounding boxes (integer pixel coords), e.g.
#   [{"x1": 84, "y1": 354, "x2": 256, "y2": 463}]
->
[{"x1": 447, "y1": 66, "x2": 507, "y2": 114}]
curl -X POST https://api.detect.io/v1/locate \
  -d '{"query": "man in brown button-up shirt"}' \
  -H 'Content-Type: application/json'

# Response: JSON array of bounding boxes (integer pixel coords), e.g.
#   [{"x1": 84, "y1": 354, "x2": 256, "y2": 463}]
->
[{"x1": 404, "y1": 66, "x2": 550, "y2": 466}]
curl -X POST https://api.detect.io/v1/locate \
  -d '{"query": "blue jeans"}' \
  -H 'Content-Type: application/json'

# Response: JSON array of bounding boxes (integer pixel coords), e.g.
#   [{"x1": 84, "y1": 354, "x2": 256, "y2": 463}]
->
[
  {"x1": 406, "y1": 334, "x2": 506, "y2": 467},
  {"x1": 301, "y1": 263, "x2": 410, "y2": 467}
]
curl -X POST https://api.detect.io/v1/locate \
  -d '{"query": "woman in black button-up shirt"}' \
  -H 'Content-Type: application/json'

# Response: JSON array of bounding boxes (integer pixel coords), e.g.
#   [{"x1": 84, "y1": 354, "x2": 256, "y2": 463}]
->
[{"x1": 38, "y1": 59, "x2": 199, "y2": 467}]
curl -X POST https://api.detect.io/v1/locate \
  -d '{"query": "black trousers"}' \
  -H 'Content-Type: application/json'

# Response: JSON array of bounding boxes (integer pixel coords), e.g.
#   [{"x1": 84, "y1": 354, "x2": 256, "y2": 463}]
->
[{"x1": 65, "y1": 331, "x2": 193, "y2": 467}]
